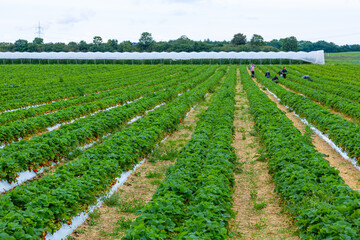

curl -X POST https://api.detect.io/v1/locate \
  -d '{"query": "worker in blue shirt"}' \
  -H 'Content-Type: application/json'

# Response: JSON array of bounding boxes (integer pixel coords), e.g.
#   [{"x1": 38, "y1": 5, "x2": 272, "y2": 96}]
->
[
  {"x1": 301, "y1": 75, "x2": 312, "y2": 81},
  {"x1": 272, "y1": 75, "x2": 279, "y2": 83},
  {"x1": 265, "y1": 70, "x2": 270, "y2": 78},
  {"x1": 282, "y1": 67, "x2": 288, "y2": 78}
]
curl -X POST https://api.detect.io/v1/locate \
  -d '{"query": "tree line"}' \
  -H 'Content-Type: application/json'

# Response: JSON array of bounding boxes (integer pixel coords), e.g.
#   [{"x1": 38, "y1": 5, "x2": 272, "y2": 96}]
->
[{"x1": 0, "y1": 32, "x2": 359, "y2": 53}]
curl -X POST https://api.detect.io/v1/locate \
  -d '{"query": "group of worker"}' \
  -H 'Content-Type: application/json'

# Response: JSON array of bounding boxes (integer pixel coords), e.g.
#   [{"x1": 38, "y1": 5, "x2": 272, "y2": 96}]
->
[
  {"x1": 250, "y1": 64, "x2": 312, "y2": 84},
  {"x1": 266, "y1": 67, "x2": 288, "y2": 83}
]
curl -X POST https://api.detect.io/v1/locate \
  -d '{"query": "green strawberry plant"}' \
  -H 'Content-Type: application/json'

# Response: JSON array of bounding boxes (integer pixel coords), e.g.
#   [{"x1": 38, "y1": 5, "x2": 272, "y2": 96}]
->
[{"x1": 0, "y1": 66, "x2": 226, "y2": 239}]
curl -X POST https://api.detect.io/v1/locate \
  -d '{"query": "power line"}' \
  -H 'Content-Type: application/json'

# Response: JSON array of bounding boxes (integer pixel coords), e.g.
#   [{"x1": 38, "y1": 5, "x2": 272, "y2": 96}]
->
[{"x1": 35, "y1": 22, "x2": 44, "y2": 39}]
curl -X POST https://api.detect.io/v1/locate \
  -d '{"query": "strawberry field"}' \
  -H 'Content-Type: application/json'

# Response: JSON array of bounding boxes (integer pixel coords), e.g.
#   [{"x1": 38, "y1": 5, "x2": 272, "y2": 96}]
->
[{"x1": 0, "y1": 64, "x2": 360, "y2": 239}]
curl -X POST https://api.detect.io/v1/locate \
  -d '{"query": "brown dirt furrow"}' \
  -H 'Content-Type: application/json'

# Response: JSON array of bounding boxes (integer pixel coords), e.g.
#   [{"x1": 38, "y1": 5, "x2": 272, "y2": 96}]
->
[
  {"x1": 249, "y1": 70, "x2": 360, "y2": 192},
  {"x1": 229, "y1": 68, "x2": 299, "y2": 240},
  {"x1": 68, "y1": 76, "x2": 223, "y2": 240},
  {"x1": 312, "y1": 136, "x2": 360, "y2": 191}
]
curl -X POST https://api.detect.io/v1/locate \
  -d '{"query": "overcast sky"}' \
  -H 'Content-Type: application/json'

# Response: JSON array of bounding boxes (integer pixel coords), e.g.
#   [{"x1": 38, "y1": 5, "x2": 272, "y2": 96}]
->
[{"x1": 0, "y1": 0, "x2": 359, "y2": 45}]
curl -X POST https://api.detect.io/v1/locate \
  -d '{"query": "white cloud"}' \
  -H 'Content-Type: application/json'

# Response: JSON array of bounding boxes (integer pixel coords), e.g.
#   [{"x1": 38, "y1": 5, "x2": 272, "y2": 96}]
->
[{"x1": 57, "y1": 10, "x2": 95, "y2": 25}]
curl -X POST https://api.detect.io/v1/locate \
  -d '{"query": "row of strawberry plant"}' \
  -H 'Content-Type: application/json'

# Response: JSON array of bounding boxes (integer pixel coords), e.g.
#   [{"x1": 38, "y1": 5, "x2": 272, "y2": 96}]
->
[
  {"x1": 0, "y1": 66, "x2": 207, "y2": 145},
  {"x1": 0, "y1": 65, "x2": 153, "y2": 111},
  {"x1": 124, "y1": 67, "x2": 237, "y2": 240},
  {"x1": 285, "y1": 65, "x2": 360, "y2": 99},
  {"x1": 254, "y1": 68, "x2": 360, "y2": 164},
  {"x1": 0, "y1": 66, "x2": 216, "y2": 183},
  {"x1": 0, "y1": 65, "x2": 137, "y2": 91},
  {"x1": 289, "y1": 65, "x2": 360, "y2": 89},
  {"x1": 295, "y1": 65, "x2": 360, "y2": 86},
  {"x1": 261, "y1": 65, "x2": 360, "y2": 103},
  {"x1": 265, "y1": 64, "x2": 360, "y2": 93},
  {"x1": 258, "y1": 67, "x2": 360, "y2": 122},
  {"x1": 0, "y1": 66, "x2": 190, "y2": 126},
  {"x1": 0, "y1": 65, "x2": 153, "y2": 101},
  {"x1": 0, "y1": 66, "x2": 226, "y2": 240},
  {"x1": 0, "y1": 65, "x2": 176, "y2": 111},
  {"x1": 241, "y1": 66, "x2": 360, "y2": 239}
]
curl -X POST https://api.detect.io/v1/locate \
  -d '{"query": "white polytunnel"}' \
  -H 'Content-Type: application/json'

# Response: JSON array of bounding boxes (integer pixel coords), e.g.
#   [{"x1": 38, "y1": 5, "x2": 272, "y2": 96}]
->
[{"x1": 0, "y1": 50, "x2": 325, "y2": 64}]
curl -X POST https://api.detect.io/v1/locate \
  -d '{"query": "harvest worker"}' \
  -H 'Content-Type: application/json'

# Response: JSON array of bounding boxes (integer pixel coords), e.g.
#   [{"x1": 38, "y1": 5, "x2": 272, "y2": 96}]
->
[
  {"x1": 265, "y1": 70, "x2": 270, "y2": 78},
  {"x1": 301, "y1": 75, "x2": 312, "y2": 81},
  {"x1": 272, "y1": 75, "x2": 279, "y2": 83},
  {"x1": 282, "y1": 67, "x2": 288, "y2": 78},
  {"x1": 250, "y1": 64, "x2": 256, "y2": 77}
]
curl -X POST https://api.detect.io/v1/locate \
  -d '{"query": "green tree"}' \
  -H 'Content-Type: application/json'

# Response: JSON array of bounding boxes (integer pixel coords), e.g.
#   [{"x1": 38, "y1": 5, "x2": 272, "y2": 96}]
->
[
  {"x1": 79, "y1": 40, "x2": 89, "y2": 52},
  {"x1": 29, "y1": 38, "x2": 45, "y2": 52},
  {"x1": 52, "y1": 42, "x2": 67, "y2": 52},
  {"x1": 194, "y1": 41, "x2": 211, "y2": 52},
  {"x1": 138, "y1": 32, "x2": 155, "y2": 51},
  {"x1": 231, "y1": 33, "x2": 247, "y2": 45},
  {"x1": 153, "y1": 41, "x2": 171, "y2": 52},
  {"x1": 93, "y1": 36, "x2": 103, "y2": 45},
  {"x1": 0, "y1": 42, "x2": 14, "y2": 52},
  {"x1": 68, "y1": 42, "x2": 79, "y2": 52},
  {"x1": 14, "y1": 39, "x2": 29, "y2": 52},
  {"x1": 250, "y1": 34, "x2": 265, "y2": 46},
  {"x1": 177, "y1": 35, "x2": 191, "y2": 44},
  {"x1": 106, "y1": 39, "x2": 118, "y2": 51},
  {"x1": 313, "y1": 40, "x2": 338, "y2": 52},
  {"x1": 282, "y1": 36, "x2": 298, "y2": 51},
  {"x1": 119, "y1": 41, "x2": 136, "y2": 52},
  {"x1": 267, "y1": 39, "x2": 282, "y2": 50},
  {"x1": 298, "y1": 40, "x2": 314, "y2": 52},
  {"x1": 174, "y1": 35, "x2": 193, "y2": 52},
  {"x1": 33, "y1": 37, "x2": 44, "y2": 45}
]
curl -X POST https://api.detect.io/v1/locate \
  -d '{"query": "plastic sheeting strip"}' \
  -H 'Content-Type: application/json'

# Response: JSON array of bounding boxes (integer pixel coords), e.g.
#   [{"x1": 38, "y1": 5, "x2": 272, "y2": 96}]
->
[
  {"x1": 0, "y1": 163, "x2": 56, "y2": 193},
  {"x1": 46, "y1": 98, "x2": 140, "y2": 131},
  {"x1": 0, "y1": 90, "x2": 116, "y2": 115},
  {"x1": 293, "y1": 113, "x2": 360, "y2": 171},
  {"x1": 1, "y1": 102, "x2": 56, "y2": 115},
  {"x1": 0, "y1": 98, "x2": 141, "y2": 148},
  {"x1": 186, "y1": 104, "x2": 198, "y2": 117}
]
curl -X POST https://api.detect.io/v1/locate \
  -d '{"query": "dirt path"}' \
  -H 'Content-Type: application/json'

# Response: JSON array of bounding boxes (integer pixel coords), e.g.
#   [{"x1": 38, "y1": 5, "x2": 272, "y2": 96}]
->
[
  {"x1": 229, "y1": 68, "x2": 299, "y2": 240},
  {"x1": 68, "y1": 82, "x2": 220, "y2": 240},
  {"x1": 248, "y1": 70, "x2": 360, "y2": 192}
]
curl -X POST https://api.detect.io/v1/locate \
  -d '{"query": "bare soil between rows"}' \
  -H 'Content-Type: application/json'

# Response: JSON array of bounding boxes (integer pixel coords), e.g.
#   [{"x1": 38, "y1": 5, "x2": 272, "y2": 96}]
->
[{"x1": 228, "y1": 68, "x2": 299, "y2": 240}]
